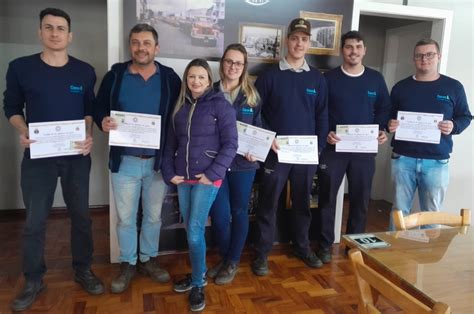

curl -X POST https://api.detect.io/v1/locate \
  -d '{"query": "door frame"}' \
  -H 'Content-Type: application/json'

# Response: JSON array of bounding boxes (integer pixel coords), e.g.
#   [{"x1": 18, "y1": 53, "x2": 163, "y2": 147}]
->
[{"x1": 351, "y1": 0, "x2": 453, "y2": 74}]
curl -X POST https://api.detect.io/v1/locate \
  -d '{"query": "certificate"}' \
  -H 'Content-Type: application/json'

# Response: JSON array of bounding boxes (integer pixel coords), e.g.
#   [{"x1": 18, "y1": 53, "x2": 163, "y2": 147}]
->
[
  {"x1": 335, "y1": 124, "x2": 379, "y2": 153},
  {"x1": 109, "y1": 111, "x2": 161, "y2": 149},
  {"x1": 395, "y1": 111, "x2": 443, "y2": 144},
  {"x1": 276, "y1": 135, "x2": 318, "y2": 164},
  {"x1": 29, "y1": 119, "x2": 85, "y2": 159},
  {"x1": 236, "y1": 122, "x2": 276, "y2": 162}
]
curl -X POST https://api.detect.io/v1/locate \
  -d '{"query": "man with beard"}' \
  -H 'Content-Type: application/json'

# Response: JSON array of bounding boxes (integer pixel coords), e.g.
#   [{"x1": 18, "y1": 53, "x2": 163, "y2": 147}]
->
[
  {"x1": 94, "y1": 24, "x2": 181, "y2": 293},
  {"x1": 316, "y1": 31, "x2": 390, "y2": 262}
]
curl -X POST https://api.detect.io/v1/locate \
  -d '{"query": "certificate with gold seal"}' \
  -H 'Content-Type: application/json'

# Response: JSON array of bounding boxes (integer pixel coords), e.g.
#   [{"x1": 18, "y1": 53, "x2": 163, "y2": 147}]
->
[
  {"x1": 276, "y1": 135, "x2": 318, "y2": 164},
  {"x1": 236, "y1": 121, "x2": 276, "y2": 162},
  {"x1": 109, "y1": 110, "x2": 161, "y2": 149},
  {"x1": 29, "y1": 119, "x2": 85, "y2": 159}
]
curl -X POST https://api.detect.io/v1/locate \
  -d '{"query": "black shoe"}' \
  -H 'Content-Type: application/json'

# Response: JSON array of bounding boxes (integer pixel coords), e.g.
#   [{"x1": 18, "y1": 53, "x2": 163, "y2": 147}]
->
[
  {"x1": 189, "y1": 286, "x2": 206, "y2": 312},
  {"x1": 215, "y1": 261, "x2": 238, "y2": 285},
  {"x1": 173, "y1": 274, "x2": 208, "y2": 293},
  {"x1": 75, "y1": 269, "x2": 104, "y2": 295},
  {"x1": 11, "y1": 280, "x2": 45, "y2": 312},
  {"x1": 317, "y1": 248, "x2": 332, "y2": 264},
  {"x1": 294, "y1": 250, "x2": 323, "y2": 268},
  {"x1": 137, "y1": 257, "x2": 170, "y2": 283},
  {"x1": 206, "y1": 259, "x2": 225, "y2": 279},
  {"x1": 251, "y1": 256, "x2": 268, "y2": 276},
  {"x1": 111, "y1": 263, "x2": 136, "y2": 293}
]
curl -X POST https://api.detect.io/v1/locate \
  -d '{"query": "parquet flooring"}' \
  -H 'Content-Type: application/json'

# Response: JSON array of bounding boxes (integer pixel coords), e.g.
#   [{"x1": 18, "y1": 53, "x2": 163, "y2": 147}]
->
[{"x1": 0, "y1": 200, "x2": 392, "y2": 313}]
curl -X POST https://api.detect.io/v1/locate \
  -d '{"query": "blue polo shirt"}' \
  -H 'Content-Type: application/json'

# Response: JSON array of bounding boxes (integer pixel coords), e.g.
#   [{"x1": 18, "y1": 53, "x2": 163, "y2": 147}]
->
[{"x1": 118, "y1": 66, "x2": 161, "y2": 156}]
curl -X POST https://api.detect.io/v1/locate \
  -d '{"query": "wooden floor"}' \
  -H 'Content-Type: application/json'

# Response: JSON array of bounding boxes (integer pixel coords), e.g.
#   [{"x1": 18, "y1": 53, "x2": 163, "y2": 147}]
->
[{"x1": 0, "y1": 200, "x2": 392, "y2": 313}]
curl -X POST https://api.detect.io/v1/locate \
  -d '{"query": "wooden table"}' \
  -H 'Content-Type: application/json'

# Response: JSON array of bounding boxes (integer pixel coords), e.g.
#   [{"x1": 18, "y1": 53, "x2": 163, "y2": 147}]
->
[{"x1": 343, "y1": 227, "x2": 474, "y2": 313}]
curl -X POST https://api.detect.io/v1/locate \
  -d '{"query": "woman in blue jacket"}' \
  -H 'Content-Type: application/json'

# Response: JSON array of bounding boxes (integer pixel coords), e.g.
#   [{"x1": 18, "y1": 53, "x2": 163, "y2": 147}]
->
[
  {"x1": 207, "y1": 44, "x2": 262, "y2": 285},
  {"x1": 162, "y1": 58, "x2": 237, "y2": 312}
]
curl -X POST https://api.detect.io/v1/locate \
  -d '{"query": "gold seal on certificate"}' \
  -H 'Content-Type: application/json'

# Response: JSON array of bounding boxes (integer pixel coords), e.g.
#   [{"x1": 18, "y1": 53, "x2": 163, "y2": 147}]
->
[
  {"x1": 276, "y1": 135, "x2": 318, "y2": 164},
  {"x1": 395, "y1": 111, "x2": 443, "y2": 144},
  {"x1": 335, "y1": 124, "x2": 379, "y2": 153},
  {"x1": 29, "y1": 119, "x2": 86, "y2": 159},
  {"x1": 109, "y1": 110, "x2": 161, "y2": 149},
  {"x1": 236, "y1": 122, "x2": 275, "y2": 162}
]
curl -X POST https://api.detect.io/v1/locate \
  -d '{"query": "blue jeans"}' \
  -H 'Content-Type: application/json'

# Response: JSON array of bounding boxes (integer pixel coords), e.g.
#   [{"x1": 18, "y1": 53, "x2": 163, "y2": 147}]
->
[
  {"x1": 390, "y1": 154, "x2": 449, "y2": 230},
  {"x1": 209, "y1": 170, "x2": 256, "y2": 264},
  {"x1": 21, "y1": 155, "x2": 93, "y2": 282},
  {"x1": 177, "y1": 183, "x2": 219, "y2": 287},
  {"x1": 111, "y1": 156, "x2": 167, "y2": 264}
]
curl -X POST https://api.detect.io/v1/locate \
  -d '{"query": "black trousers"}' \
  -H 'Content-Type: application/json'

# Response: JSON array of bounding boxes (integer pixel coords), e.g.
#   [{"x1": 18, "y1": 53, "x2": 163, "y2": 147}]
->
[
  {"x1": 317, "y1": 148, "x2": 375, "y2": 249},
  {"x1": 254, "y1": 153, "x2": 317, "y2": 257},
  {"x1": 20, "y1": 155, "x2": 93, "y2": 282}
]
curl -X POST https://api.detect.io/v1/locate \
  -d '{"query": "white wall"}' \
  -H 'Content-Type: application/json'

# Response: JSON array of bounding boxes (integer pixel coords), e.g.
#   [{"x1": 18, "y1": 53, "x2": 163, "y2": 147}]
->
[
  {"x1": 365, "y1": 0, "x2": 474, "y2": 217},
  {"x1": 0, "y1": 0, "x2": 109, "y2": 209}
]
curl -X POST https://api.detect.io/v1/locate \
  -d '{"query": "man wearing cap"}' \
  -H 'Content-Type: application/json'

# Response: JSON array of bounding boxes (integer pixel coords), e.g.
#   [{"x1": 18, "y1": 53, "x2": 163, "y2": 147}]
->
[
  {"x1": 252, "y1": 18, "x2": 328, "y2": 276},
  {"x1": 316, "y1": 31, "x2": 390, "y2": 263}
]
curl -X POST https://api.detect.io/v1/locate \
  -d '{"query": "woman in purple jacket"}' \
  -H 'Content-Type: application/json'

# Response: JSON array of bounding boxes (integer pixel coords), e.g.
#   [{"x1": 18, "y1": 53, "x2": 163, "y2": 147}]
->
[
  {"x1": 162, "y1": 58, "x2": 237, "y2": 312},
  {"x1": 207, "y1": 44, "x2": 262, "y2": 285}
]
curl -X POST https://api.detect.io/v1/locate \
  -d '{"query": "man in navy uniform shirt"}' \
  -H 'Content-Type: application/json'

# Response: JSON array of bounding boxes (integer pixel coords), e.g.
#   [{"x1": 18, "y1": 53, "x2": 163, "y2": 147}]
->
[
  {"x1": 388, "y1": 38, "x2": 471, "y2": 229},
  {"x1": 252, "y1": 18, "x2": 328, "y2": 275},
  {"x1": 3, "y1": 8, "x2": 104, "y2": 311},
  {"x1": 317, "y1": 31, "x2": 391, "y2": 263}
]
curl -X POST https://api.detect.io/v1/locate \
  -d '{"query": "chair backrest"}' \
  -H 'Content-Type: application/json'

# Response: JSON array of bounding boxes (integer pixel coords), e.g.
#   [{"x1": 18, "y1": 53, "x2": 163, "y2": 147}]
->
[
  {"x1": 392, "y1": 208, "x2": 471, "y2": 230},
  {"x1": 349, "y1": 249, "x2": 450, "y2": 314}
]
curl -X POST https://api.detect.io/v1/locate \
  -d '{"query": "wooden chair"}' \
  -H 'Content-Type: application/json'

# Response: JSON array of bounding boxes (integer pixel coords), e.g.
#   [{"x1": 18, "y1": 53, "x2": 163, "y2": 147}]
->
[
  {"x1": 392, "y1": 208, "x2": 471, "y2": 231},
  {"x1": 349, "y1": 249, "x2": 450, "y2": 314}
]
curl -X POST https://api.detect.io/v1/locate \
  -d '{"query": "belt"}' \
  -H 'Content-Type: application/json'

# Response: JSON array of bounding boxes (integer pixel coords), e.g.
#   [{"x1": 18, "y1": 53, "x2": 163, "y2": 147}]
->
[{"x1": 137, "y1": 155, "x2": 154, "y2": 159}]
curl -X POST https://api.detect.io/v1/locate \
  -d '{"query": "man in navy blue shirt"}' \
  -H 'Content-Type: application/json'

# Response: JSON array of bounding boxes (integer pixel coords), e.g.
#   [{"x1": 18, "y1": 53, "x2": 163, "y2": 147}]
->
[
  {"x1": 388, "y1": 38, "x2": 471, "y2": 229},
  {"x1": 94, "y1": 24, "x2": 181, "y2": 293},
  {"x1": 3, "y1": 8, "x2": 104, "y2": 311},
  {"x1": 317, "y1": 31, "x2": 390, "y2": 263},
  {"x1": 252, "y1": 18, "x2": 328, "y2": 276}
]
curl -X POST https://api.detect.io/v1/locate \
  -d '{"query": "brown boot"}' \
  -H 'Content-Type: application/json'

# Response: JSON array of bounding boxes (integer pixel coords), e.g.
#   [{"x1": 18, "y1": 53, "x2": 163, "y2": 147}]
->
[
  {"x1": 111, "y1": 263, "x2": 136, "y2": 293},
  {"x1": 137, "y1": 257, "x2": 170, "y2": 283}
]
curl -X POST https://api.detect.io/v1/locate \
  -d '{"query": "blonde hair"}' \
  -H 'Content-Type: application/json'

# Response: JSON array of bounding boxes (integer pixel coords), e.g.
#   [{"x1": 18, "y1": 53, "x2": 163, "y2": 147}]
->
[
  {"x1": 219, "y1": 43, "x2": 260, "y2": 107},
  {"x1": 173, "y1": 58, "x2": 213, "y2": 120}
]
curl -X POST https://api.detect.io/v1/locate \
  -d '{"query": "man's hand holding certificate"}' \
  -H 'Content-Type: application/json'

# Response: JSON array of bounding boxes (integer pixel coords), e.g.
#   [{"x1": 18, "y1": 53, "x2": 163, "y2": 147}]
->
[
  {"x1": 236, "y1": 122, "x2": 275, "y2": 162},
  {"x1": 395, "y1": 111, "x2": 443, "y2": 144},
  {"x1": 29, "y1": 119, "x2": 86, "y2": 159},
  {"x1": 276, "y1": 135, "x2": 318, "y2": 164},
  {"x1": 335, "y1": 124, "x2": 379, "y2": 153},
  {"x1": 109, "y1": 110, "x2": 161, "y2": 149}
]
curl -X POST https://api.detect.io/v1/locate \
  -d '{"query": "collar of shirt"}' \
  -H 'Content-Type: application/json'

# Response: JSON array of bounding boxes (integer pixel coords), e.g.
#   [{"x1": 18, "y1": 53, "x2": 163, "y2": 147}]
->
[
  {"x1": 125, "y1": 63, "x2": 160, "y2": 77},
  {"x1": 279, "y1": 57, "x2": 310, "y2": 73}
]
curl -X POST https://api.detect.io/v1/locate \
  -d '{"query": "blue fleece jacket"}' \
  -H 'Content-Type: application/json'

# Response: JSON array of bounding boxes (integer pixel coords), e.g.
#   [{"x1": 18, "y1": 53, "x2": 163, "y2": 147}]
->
[
  {"x1": 94, "y1": 61, "x2": 181, "y2": 172},
  {"x1": 390, "y1": 75, "x2": 471, "y2": 159}
]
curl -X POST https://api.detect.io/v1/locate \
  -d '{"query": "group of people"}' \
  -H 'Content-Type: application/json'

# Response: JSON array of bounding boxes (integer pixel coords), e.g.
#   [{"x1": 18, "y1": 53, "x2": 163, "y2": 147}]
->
[{"x1": 3, "y1": 7, "x2": 471, "y2": 313}]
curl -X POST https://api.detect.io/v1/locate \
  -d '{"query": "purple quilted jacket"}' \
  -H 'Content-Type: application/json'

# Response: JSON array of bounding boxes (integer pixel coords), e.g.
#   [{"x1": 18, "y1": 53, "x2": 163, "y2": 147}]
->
[{"x1": 162, "y1": 89, "x2": 238, "y2": 183}]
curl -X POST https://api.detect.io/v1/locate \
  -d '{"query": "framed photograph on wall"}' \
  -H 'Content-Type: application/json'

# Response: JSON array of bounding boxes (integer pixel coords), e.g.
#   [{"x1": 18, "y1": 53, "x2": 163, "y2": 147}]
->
[
  {"x1": 239, "y1": 23, "x2": 285, "y2": 63},
  {"x1": 136, "y1": 0, "x2": 225, "y2": 60},
  {"x1": 300, "y1": 11, "x2": 343, "y2": 56}
]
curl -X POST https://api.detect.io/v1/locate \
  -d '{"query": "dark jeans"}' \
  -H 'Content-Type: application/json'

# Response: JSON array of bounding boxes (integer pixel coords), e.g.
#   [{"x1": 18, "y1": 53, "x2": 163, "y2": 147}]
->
[
  {"x1": 20, "y1": 155, "x2": 93, "y2": 282},
  {"x1": 209, "y1": 170, "x2": 256, "y2": 264},
  {"x1": 317, "y1": 148, "x2": 375, "y2": 249},
  {"x1": 255, "y1": 154, "x2": 317, "y2": 257}
]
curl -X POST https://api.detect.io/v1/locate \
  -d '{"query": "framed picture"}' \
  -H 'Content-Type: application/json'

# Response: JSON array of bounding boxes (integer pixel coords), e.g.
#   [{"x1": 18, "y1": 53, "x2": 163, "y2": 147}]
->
[
  {"x1": 239, "y1": 23, "x2": 285, "y2": 63},
  {"x1": 135, "y1": 0, "x2": 225, "y2": 60},
  {"x1": 300, "y1": 11, "x2": 343, "y2": 56}
]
